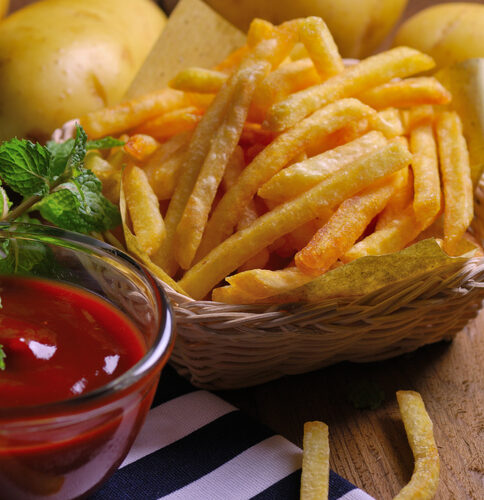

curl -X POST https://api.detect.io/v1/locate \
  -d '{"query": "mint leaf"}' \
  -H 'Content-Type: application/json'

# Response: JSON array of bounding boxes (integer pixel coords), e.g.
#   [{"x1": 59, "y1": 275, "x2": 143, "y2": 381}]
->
[
  {"x1": 0, "y1": 344, "x2": 5, "y2": 371},
  {"x1": 36, "y1": 170, "x2": 121, "y2": 233},
  {"x1": 46, "y1": 138, "x2": 75, "y2": 178},
  {"x1": 0, "y1": 139, "x2": 52, "y2": 197},
  {"x1": 66, "y1": 125, "x2": 87, "y2": 175},
  {"x1": 87, "y1": 137, "x2": 125, "y2": 150}
]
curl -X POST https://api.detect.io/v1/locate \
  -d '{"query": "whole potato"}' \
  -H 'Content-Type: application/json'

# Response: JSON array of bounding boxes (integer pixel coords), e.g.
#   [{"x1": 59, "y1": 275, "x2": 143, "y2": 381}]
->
[
  {"x1": 0, "y1": 0, "x2": 9, "y2": 20},
  {"x1": 0, "y1": 0, "x2": 165, "y2": 141},
  {"x1": 204, "y1": 0, "x2": 407, "y2": 58},
  {"x1": 394, "y1": 3, "x2": 484, "y2": 70}
]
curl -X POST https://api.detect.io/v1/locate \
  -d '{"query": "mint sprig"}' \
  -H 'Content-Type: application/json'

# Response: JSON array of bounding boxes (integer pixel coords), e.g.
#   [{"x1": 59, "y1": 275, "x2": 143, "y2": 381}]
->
[{"x1": 0, "y1": 125, "x2": 122, "y2": 231}]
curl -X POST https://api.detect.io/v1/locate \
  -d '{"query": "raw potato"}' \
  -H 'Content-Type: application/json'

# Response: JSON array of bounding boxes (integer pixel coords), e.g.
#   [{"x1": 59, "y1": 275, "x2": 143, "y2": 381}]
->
[
  {"x1": 204, "y1": 0, "x2": 407, "y2": 58},
  {"x1": 394, "y1": 3, "x2": 484, "y2": 70},
  {"x1": 0, "y1": 0, "x2": 8, "y2": 20},
  {"x1": 0, "y1": 0, "x2": 165, "y2": 141}
]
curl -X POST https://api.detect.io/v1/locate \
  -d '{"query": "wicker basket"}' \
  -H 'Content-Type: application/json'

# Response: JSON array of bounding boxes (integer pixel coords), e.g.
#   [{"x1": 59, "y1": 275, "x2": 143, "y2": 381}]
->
[{"x1": 158, "y1": 177, "x2": 484, "y2": 390}]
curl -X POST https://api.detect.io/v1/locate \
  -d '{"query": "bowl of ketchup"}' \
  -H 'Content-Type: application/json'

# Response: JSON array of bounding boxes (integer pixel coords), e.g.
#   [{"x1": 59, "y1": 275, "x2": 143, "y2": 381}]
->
[{"x1": 0, "y1": 223, "x2": 175, "y2": 500}]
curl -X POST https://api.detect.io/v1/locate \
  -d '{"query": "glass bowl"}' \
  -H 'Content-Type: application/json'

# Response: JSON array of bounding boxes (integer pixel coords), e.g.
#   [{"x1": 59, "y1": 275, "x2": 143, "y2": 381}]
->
[{"x1": 0, "y1": 222, "x2": 175, "y2": 500}]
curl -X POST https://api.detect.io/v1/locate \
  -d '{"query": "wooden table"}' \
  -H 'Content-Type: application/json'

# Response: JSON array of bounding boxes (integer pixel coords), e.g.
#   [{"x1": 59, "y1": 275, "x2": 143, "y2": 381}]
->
[{"x1": 219, "y1": 314, "x2": 484, "y2": 499}]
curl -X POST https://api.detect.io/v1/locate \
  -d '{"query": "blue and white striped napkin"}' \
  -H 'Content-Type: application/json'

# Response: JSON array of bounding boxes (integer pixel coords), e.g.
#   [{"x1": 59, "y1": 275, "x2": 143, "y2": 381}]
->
[{"x1": 91, "y1": 366, "x2": 374, "y2": 500}]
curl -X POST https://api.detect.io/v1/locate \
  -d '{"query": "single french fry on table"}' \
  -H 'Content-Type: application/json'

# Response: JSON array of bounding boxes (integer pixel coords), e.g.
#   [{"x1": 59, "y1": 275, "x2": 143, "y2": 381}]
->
[
  {"x1": 298, "y1": 16, "x2": 344, "y2": 79},
  {"x1": 180, "y1": 138, "x2": 411, "y2": 299},
  {"x1": 358, "y1": 77, "x2": 451, "y2": 110},
  {"x1": 170, "y1": 67, "x2": 227, "y2": 94},
  {"x1": 435, "y1": 111, "x2": 474, "y2": 255},
  {"x1": 265, "y1": 47, "x2": 435, "y2": 132},
  {"x1": 295, "y1": 175, "x2": 397, "y2": 276},
  {"x1": 410, "y1": 123, "x2": 441, "y2": 228},
  {"x1": 393, "y1": 391, "x2": 439, "y2": 500},
  {"x1": 134, "y1": 107, "x2": 203, "y2": 141},
  {"x1": 197, "y1": 98, "x2": 377, "y2": 260},
  {"x1": 300, "y1": 421, "x2": 330, "y2": 500},
  {"x1": 258, "y1": 130, "x2": 387, "y2": 204},
  {"x1": 124, "y1": 165, "x2": 166, "y2": 256}
]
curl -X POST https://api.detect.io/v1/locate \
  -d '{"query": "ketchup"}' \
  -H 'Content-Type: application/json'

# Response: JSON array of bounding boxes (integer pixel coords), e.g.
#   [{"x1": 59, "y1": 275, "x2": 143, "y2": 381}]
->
[
  {"x1": 0, "y1": 276, "x2": 158, "y2": 500},
  {"x1": 0, "y1": 276, "x2": 146, "y2": 406}
]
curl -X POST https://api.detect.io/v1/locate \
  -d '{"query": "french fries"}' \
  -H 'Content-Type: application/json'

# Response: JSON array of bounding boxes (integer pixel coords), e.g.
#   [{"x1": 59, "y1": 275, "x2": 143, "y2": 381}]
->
[
  {"x1": 180, "y1": 139, "x2": 411, "y2": 299},
  {"x1": 124, "y1": 165, "x2": 166, "y2": 256},
  {"x1": 265, "y1": 47, "x2": 435, "y2": 132},
  {"x1": 300, "y1": 421, "x2": 330, "y2": 500},
  {"x1": 435, "y1": 112, "x2": 473, "y2": 255},
  {"x1": 394, "y1": 391, "x2": 439, "y2": 500},
  {"x1": 84, "y1": 15, "x2": 477, "y2": 307}
]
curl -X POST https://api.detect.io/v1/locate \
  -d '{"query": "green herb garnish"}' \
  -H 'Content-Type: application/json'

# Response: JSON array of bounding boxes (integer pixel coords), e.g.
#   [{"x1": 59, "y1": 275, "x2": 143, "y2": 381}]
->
[
  {"x1": 0, "y1": 344, "x2": 5, "y2": 371},
  {"x1": 0, "y1": 125, "x2": 122, "y2": 231}
]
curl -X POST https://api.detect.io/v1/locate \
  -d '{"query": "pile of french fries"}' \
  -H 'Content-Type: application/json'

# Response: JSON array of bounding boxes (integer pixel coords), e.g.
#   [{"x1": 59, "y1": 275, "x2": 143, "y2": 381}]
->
[
  {"x1": 301, "y1": 391, "x2": 440, "y2": 500},
  {"x1": 80, "y1": 16, "x2": 477, "y2": 302}
]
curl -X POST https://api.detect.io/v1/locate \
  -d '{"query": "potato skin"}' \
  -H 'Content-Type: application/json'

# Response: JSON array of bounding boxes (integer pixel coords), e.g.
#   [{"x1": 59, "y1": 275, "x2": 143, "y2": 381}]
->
[
  {"x1": 0, "y1": 0, "x2": 165, "y2": 141},
  {"x1": 394, "y1": 3, "x2": 484, "y2": 70},
  {"x1": 205, "y1": 0, "x2": 407, "y2": 58}
]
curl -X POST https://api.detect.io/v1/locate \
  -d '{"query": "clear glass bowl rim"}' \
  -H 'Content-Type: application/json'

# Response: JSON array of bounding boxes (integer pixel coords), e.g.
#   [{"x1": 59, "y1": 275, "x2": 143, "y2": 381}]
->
[{"x1": 0, "y1": 222, "x2": 175, "y2": 417}]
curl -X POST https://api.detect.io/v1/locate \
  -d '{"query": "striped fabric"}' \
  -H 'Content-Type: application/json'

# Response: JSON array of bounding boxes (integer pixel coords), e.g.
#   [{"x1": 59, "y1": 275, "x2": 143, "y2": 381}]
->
[{"x1": 90, "y1": 367, "x2": 375, "y2": 500}]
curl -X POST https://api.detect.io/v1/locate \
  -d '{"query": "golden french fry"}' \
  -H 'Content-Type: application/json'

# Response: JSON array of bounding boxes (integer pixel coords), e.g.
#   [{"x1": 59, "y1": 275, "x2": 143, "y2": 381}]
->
[
  {"x1": 370, "y1": 108, "x2": 405, "y2": 138},
  {"x1": 135, "y1": 106, "x2": 203, "y2": 141},
  {"x1": 298, "y1": 16, "x2": 344, "y2": 79},
  {"x1": 212, "y1": 283, "x2": 259, "y2": 304},
  {"x1": 123, "y1": 134, "x2": 160, "y2": 162},
  {"x1": 344, "y1": 204, "x2": 423, "y2": 263},
  {"x1": 258, "y1": 130, "x2": 387, "y2": 203},
  {"x1": 240, "y1": 123, "x2": 275, "y2": 146},
  {"x1": 358, "y1": 77, "x2": 451, "y2": 110},
  {"x1": 238, "y1": 249, "x2": 270, "y2": 273},
  {"x1": 80, "y1": 88, "x2": 190, "y2": 139},
  {"x1": 119, "y1": 176, "x2": 186, "y2": 296},
  {"x1": 286, "y1": 219, "x2": 326, "y2": 251},
  {"x1": 265, "y1": 47, "x2": 435, "y2": 132},
  {"x1": 170, "y1": 67, "x2": 227, "y2": 94},
  {"x1": 174, "y1": 60, "x2": 270, "y2": 269},
  {"x1": 225, "y1": 267, "x2": 312, "y2": 302},
  {"x1": 435, "y1": 111, "x2": 474, "y2": 255},
  {"x1": 250, "y1": 58, "x2": 321, "y2": 122},
  {"x1": 247, "y1": 18, "x2": 277, "y2": 47},
  {"x1": 179, "y1": 138, "x2": 411, "y2": 299},
  {"x1": 144, "y1": 146, "x2": 186, "y2": 201},
  {"x1": 300, "y1": 421, "x2": 330, "y2": 500},
  {"x1": 296, "y1": 175, "x2": 396, "y2": 276},
  {"x1": 124, "y1": 165, "x2": 165, "y2": 256},
  {"x1": 401, "y1": 105, "x2": 435, "y2": 133},
  {"x1": 376, "y1": 165, "x2": 413, "y2": 230},
  {"x1": 197, "y1": 98, "x2": 377, "y2": 260},
  {"x1": 410, "y1": 123, "x2": 441, "y2": 228},
  {"x1": 393, "y1": 391, "x2": 439, "y2": 500}
]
